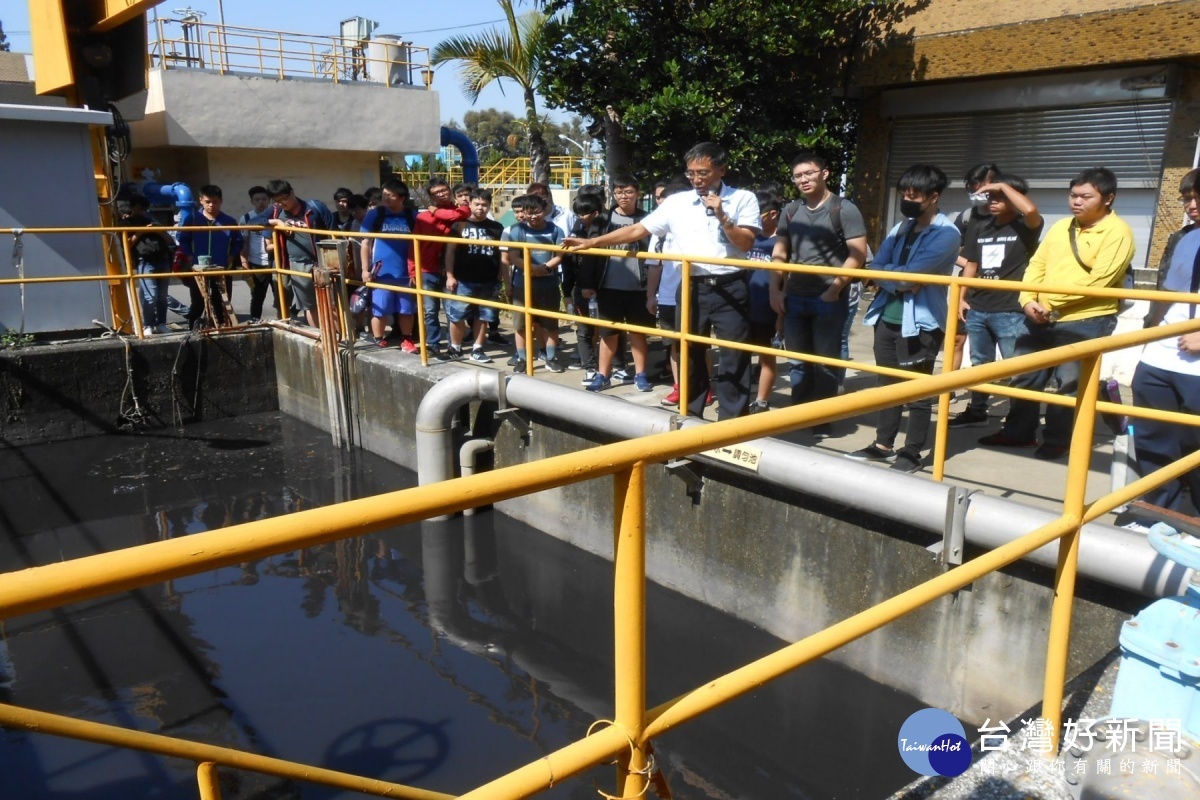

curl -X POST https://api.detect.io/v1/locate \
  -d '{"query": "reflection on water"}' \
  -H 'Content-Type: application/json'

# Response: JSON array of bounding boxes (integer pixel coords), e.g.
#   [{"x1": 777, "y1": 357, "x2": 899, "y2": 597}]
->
[{"x1": 0, "y1": 412, "x2": 923, "y2": 799}]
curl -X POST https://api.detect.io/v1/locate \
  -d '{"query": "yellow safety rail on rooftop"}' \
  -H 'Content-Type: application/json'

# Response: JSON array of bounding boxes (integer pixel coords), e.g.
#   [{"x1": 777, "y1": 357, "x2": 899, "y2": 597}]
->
[
  {"x1": 3, "y1": 223, "x2": 1200, "y2": 796},
  {"x1": 148, "y1": 17, "x2": 432, "y2": 86}
]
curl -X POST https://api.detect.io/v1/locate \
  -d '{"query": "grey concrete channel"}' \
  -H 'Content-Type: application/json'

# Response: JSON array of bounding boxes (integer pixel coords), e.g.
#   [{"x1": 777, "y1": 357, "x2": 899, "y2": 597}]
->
[{"x1": 0, "y1": 327, "x2": 1192, "y2": 798}]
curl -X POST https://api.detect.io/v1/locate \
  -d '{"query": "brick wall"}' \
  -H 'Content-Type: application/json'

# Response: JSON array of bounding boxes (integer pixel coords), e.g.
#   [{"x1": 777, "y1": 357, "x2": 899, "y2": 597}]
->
[
  {"x1": 861, "y1": 1, "x2": 1200, "y2": 87},
  {"x1": 901, "y1": 0, "x2": 1176, "y2": 38}
]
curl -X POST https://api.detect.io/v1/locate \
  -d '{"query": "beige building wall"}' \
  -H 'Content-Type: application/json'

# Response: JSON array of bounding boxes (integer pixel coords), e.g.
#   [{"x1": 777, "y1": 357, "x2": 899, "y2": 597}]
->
[
  {"x1": 204, "y1": 149, "x2": 380, "y2": 221},
  {"x1": 127, "y1": 147, "x2": 379, "y2": 221}
]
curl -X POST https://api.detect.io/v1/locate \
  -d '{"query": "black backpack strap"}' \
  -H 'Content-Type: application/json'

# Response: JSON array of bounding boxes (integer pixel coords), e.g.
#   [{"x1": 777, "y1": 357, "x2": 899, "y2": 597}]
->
[{"x1": 1067, "y1": 221, "x2": 1092, "y2": 272}]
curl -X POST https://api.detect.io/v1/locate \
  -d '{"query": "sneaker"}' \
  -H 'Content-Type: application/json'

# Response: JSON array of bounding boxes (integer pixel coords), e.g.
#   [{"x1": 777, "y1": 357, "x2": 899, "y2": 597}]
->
[
  {"x1": 810, "y1": 423, "x2": 833, "y2": 441},
  {"x1": 634, "y1": 372, "x2": 653, "y2": 392},
  {"x1": 890, "y1": 449, "x2": 923, "y2": 473},
  {"x1": 511, "y1": 359, "x2": 528, "y2": 374},
  {"x1": 705, "y1": 388, "x2": 715, "y2": 407},
  {"x1": 488, "y1": 330, "x2": 509, "y2": 345},
  {"x1": 373, "y1": 336, "x2": 389, "y2": 348},
  {"x1": 581, "y1": 369, "x2": 598, "y2": 385},
  {"x1": 584, "y1": 373, "x2": 613, "y2": 392},
  {"x1": 537, "y1": 349, "x2": 548, "y2": 362},
  {"x1": 978, "y1": 432, "x2": 1037, "y2": 448},
  {"x1": 507, "y1": 352, "x2": 524, "y2": 366},
  {"x1": 247, "y1": 317, "x2": 261, "y2": 325},
  {"x1": 469, "y1": 347, "x2": 492, "y2": 364},
  {"x1": 544, "y1": 358, "x2": 566, "y2": 374},
  {"x1": 747, "y1": 399, "x2": 770, "y2": 414},
  {"x1": 435, "y1": 346, "x2": 463, "y2": 362},
  {"x1": 400, "y1": 339, "x2": 419, "y2": 354},
  {"x1": 661, "y1": 384, "x2": 680, "y2": 407},
  {"x1": 845, "y1": 443, "x2": 897, "y2": 463},
  {"x1": 613, "y1": 367, "x2": 630, "y2": 382},
  {"x1": 947, "y1": 408, "x2": 989, "y2": 428},
  {"x1": 1034, "y1": 443, "x2": 1068, "y2": 461}
]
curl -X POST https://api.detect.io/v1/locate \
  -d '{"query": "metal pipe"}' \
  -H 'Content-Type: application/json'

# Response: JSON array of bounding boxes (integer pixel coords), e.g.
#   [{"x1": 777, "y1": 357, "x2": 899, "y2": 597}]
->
[
  {"x1": 459, "y1": 438, "x2": 494, "y2": 516},
  {"x1": 417, "y1": 374, "x2": 1194, "y2": 598},
  {"x1": 415, "y1": 370, "x2": 503, "y2": 493}
]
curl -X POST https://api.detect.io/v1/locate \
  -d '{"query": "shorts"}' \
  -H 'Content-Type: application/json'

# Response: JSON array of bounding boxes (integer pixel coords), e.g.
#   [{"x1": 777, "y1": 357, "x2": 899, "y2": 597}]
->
[
  {"x1": 512, "y1": 276, "x2": 561, "y2": 332},
  {"x1": 372, "y1": 274, "x2": 417, "y2": 317},
  {"x1": 749, "y1": 321, "x2": 775, "y2": 348},
  {"x1": 445, "y1": 281, "x2": 499, "y2": 324},
  {"x1": 289, "y1": 262, "x2": 315, "y2": 311},
  {"x1": 596, "y1": 288, "x2": 655, "y2": 338},
  {"x1": 657, "y1": 304, "x2": 677, "y2": 332}
]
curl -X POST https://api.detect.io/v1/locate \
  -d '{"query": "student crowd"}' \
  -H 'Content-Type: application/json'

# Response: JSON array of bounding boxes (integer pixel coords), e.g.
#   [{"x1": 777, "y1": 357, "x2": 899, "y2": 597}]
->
[{"x1": 120, "y1": 139, "x2": 1200, "y2": 521}]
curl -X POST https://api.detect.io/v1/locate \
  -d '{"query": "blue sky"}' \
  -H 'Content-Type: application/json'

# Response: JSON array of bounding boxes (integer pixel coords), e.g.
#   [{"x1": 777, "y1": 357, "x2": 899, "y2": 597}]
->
[{"x1": 1, "y1": 0, "x2": 562, "y2": 124}]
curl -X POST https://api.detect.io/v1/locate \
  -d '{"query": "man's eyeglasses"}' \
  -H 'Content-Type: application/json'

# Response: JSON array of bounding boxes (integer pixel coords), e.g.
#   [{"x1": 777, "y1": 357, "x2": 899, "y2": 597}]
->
[
  {"x1": 684, "y1": 170, "x2": 713, "y2": 179},
  {"x1": 614, "y1": 190, "x2": 638, "y2": 197},
  {"x1": 792, "y1": 170, "x2": 822, "y2": 180},
  {"x1": 270, "y1": 193, "x2": 291, "y2": 205}
]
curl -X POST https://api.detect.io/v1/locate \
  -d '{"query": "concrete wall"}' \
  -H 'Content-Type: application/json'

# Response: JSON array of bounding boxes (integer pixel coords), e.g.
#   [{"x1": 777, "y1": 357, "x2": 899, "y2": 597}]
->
[
  {"x1": 273, "y1": 332, "x2": 1137, "y2": 726},
  {"x1": 0, "y1": 331, "x2": 278, "y2": 446},
  {"x1": 133, "y1": 69, "x2": 441, "y2": 153}
]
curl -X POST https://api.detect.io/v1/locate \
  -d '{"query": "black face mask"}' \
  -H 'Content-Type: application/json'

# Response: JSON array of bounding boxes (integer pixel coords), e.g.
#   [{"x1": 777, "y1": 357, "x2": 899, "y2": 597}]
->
[{"x1": 900, "y1": 198, "x2": 924, "y2": 219}]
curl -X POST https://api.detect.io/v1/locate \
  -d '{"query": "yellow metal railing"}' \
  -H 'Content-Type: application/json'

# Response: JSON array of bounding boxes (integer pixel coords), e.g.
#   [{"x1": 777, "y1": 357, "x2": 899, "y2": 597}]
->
[
  {"x1": 393, "y1": 157, "x2": 592, "y2": 194},
  {"x1": 148, "y1": 17, "x2": 432, "y2": 87},
  {"x1": 3, "y1": 223, "x2": 1200, "y2": 796}
]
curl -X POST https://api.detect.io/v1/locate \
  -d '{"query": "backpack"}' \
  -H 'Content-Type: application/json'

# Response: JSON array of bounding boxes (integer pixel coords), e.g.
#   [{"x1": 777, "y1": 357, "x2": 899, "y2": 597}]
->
[
  {"x1": 780, "y1": 194, "x2": 848, "y2": 259},
  {"x1": 366, "y1": 205, "x2": 416, "y2": 234}
]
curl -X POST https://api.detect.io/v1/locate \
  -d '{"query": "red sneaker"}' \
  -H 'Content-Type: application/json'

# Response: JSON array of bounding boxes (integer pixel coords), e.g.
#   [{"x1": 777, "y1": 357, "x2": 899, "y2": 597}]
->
[
  {"x1": 705, "y1": 388, "x2": 715, "y2": 407},
  {"x1": 399, "y1": 339, "x2": 419, "y2": 354},
  {"x1": 660, "y1": 384, "x2": 680, "y2": 407}
]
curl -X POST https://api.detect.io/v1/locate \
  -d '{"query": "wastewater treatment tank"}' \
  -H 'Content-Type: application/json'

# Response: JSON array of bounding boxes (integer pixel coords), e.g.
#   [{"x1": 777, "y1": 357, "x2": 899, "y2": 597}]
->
[{"x1": 0, "y1": 411, "x2": 927, "y2": 799}]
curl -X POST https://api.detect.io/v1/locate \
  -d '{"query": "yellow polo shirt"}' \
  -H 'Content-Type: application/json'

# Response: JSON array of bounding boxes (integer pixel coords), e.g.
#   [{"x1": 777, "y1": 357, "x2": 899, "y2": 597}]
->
[{"x1": 1019, "y1": 212, "x2": 1135, "y2": 321}]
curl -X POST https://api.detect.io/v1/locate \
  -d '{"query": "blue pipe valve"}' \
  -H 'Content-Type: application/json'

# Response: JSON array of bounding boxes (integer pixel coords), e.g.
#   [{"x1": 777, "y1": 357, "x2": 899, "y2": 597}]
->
[{"x1": 1109, "y1": 523, "x2": 1200, "y2": 743}]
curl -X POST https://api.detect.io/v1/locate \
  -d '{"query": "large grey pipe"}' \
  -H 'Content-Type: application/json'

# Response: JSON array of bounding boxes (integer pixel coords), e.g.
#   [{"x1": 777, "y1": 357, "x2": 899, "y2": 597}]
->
[{"x1": 420, "y1": 374, "x2": 1194, "y2": 598}]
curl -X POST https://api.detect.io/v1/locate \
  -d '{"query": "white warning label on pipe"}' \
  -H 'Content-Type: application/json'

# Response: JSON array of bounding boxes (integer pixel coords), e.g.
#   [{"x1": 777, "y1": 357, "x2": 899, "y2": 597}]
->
[{"x1": 702, "y1": 444, "x2": 762, "y2": 472}]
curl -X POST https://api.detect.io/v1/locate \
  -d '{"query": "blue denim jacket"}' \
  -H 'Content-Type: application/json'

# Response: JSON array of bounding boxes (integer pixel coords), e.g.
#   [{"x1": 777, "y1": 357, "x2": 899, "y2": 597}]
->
[{"x1": 863, "y1": 213, "x2": 960, "y2": 337}]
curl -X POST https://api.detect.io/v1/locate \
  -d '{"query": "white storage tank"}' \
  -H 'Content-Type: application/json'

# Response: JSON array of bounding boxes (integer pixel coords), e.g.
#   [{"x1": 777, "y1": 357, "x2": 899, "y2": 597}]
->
[{"x1": 367, "y1": 35, "x2": 412, "y2": 86}]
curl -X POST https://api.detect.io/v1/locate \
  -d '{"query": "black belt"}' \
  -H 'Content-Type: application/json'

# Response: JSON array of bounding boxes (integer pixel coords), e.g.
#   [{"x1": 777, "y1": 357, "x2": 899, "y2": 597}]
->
[{"x1": 691, "y1": 270, "x2": 745, "y2": 287}]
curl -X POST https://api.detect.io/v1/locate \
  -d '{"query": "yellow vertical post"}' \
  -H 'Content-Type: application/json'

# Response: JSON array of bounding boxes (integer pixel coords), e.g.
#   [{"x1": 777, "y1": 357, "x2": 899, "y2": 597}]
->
[
  {"x1": 414, "y1": 239, "x2": 429, "y2": 365},
  {"x1": 612, "y1": 463, "x2": 648, "y2": 797},
  {"x1": 196, "y1": 761, "x2": 222, "y2": 800},
  {"x1": 274, "y1": 230, "x2": 290, "y2": 322},
  {"x1": 119, "y1": 230, "x2": 145, "y2": 338},
  {"x1": 931, "y1": 281, "x2": 963, "y2": 481},
  {"x1": 522, "y1": 247, "x2": 535, "y2": 376},
  {"x1": 1042, "y1": 354, "x2": 1100, "y2": 753},
  {"x1": 678, "y1": 259, "x2": 692, "y2": 417}
]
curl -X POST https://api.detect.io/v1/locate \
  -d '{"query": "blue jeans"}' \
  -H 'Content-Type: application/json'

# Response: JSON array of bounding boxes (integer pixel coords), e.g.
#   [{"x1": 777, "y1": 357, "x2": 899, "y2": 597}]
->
[
  {"x1": 964, "y1": 309, "x2": 1025, "y2": 413},
  {"x1": 137, "y1": 258, "x2": 169, "y2": 327},
  {"x1": 1000, "y1": 314, "x2": 1118, "y2": 447},
  {"x1": 421, "y1": 272, "x2": 445, "y2": 344},
  {"x1": 784, "y1": 294, "x2": 849, "y2": 405}
]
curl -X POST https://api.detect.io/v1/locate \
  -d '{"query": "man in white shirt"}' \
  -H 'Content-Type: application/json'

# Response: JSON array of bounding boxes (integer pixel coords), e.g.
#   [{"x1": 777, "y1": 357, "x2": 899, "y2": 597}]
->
[{"x1": 565, "y1": 142, "x2": 761, "y2": 418}]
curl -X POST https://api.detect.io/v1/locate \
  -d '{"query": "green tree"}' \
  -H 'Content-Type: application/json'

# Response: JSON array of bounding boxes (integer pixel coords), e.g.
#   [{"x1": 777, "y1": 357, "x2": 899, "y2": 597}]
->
[
  {"x1": 432, "y1": 0, "x2": 554, "y2": 183},
  {"x1": 0, "y1": 20, "x2": 10, "y2": 52},
  {"x1": 540, "y1": 0, "x2": 919, "y2": 191}
]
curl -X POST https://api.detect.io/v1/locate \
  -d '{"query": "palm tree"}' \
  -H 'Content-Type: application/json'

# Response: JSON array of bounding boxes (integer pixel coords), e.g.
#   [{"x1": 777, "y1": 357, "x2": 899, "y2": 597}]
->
[{"x1": 431, "y1": 0, "x2": 551, "y2": 185}]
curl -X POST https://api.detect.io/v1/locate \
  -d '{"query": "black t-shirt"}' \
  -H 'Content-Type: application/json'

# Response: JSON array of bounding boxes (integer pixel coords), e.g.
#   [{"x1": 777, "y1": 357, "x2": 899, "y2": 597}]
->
[
  {"x1": 449, "y1": 218, "x2": 505, "y2": 283},
  {"x1": 962, "y1": 215, "x2": 1044, "y2": 312}
]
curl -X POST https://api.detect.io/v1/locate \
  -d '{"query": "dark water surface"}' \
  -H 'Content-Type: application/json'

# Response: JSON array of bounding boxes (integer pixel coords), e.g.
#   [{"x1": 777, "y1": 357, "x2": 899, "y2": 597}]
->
[{"x1": 0, "y1": 413, "x2": 924, "y2": 799}]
